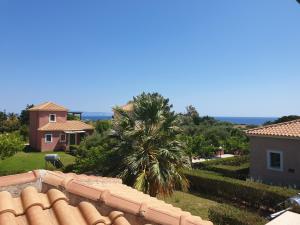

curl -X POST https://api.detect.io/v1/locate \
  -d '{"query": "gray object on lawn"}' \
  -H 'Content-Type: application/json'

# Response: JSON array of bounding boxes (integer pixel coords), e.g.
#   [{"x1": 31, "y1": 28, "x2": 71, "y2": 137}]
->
[
  {"x1": 45, "y1": 154, "x2": 63, "y2": 168},
  {"x1": 269, "y1": 194, "x2": 300, "y2": 219}
]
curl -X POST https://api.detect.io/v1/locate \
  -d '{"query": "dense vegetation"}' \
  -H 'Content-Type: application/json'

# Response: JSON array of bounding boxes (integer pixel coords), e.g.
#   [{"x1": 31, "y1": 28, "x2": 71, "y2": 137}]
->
[
  {"x1": 0, "y1": 133, "x2": 24, "y2": 160},
  {"x1": 178, "y1": 105, "x2": 249, "y2": 162},
  {"x1": 0, "y1": 104, "x2": 33, "y2": 140}
]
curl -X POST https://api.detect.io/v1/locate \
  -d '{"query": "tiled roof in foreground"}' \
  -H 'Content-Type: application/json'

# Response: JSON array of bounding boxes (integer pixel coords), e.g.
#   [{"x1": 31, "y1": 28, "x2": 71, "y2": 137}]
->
[
  {"x1": 29, "y1": 102, "x2": 68, "y2": 112},
  {"x1": 38, "y1": 120, "x2": 94, "y2": 131},
  {"x1": 0, "y1": 186, "x2": 129, "y2": 225},
  {"x1": 0, "y1": 170, "x2": 212, "y2": 225},
  {"x1": 246, "y1": 119, "x2": 300, "y2": 139}
]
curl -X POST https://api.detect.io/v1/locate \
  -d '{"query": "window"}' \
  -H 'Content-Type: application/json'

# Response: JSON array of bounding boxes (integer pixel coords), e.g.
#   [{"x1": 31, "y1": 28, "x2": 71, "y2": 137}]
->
[
  {"x1": 45, "y1": 134, "x2": 52, "y2": 143},
  {"x1": 267, "y1": 150, "x2": 283, "y2": 171},
  {"x1": 60, "y1": 133, "x2": 66, "y2": 143},
  {"x1": 49, "y1": 114, "x2": 56, "y2": 122}
]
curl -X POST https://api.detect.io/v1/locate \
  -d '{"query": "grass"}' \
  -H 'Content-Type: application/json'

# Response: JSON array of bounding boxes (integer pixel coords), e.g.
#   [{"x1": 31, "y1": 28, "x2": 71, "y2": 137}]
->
[
  {"x1": 160, "y1": 191, "x2": 219, "y2": 220},
  {"x1": 0, "y1": 151, "x2": 75, "y2": 175}
]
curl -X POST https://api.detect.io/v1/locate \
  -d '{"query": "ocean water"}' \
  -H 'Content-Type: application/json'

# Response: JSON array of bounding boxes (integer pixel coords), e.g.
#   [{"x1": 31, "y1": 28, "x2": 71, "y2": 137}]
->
[
  {"x1": 215, "y1": 117, "x2": 277, "y2": 125},
  {"x1": 82, "y1": 115, "x2": 112, "y2": 121},
  {"x1": 82, "y1": 115, "x2": 277, "y2": 126}
]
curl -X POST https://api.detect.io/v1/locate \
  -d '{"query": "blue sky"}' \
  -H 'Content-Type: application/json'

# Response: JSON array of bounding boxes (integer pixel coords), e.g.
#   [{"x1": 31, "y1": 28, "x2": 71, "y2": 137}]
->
[{"x1": 0, "y1": 0, "x2": 299, "y2": 116}]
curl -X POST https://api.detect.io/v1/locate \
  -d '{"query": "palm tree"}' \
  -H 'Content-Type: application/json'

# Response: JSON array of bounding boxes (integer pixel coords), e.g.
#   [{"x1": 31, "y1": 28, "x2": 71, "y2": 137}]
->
[{"x1": 109, "y1": 92, "x2": 188, "y2": 197}]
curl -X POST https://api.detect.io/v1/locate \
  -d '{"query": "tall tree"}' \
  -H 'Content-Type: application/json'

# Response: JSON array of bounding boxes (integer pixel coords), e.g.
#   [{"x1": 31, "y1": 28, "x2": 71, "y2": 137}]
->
[
  {"x1": 19, "y1": 104, "x2": 34, "y2": 125},
  {"x1": 107, "y1": 92, "x2": 188, "y2": 197},
  {"x1": 185, "y1": 105, "x2": 201, "y2": 125}
]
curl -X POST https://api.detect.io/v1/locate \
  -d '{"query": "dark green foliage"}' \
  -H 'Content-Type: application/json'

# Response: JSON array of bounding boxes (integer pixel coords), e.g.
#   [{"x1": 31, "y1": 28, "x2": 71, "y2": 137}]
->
[
  {"x1": 0, "y1": 133, "x2": 24, "y2": 160},
  {"x1": 184, "y1": 169, "x2": 298, "y2": 211},
  {"x1": 185, "y1": 105, "x2": 201, "y2": 125},
  {"x1": 19, "y1": 125, "x2": 29, "y2": 141},
  {"x1": 208, "y1": 204, "x2": 267, "y2": 225},
  {"x1": 0, "y1": 112, "x2": 7, "y2": 122},
  {"x1": 67, "y1": 114, "x2": 80, "y2": 120},
  {"x1": 0, "y1": 112, "x2": 20, "y2": 133},
  {"x1": 73, "y1": 133, "x2": 108, "y2": 172},
  {"x1": 179, "y1": 107, "x2": 249, "y2": 158},
  {"x1": 264, "y1": 115, "x2": 300, "y2": 125},
  {"x1": 19, "y1": 104, "x2": 34, "y2": 125},
  {"x1": 94, "y1": 120, "x2": 111, "y2": 134}
]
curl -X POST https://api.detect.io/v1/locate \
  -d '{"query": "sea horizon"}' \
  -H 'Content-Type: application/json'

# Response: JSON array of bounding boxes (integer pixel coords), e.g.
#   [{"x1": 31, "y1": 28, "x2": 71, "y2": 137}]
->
[{"x1": 82, "y1": 113, "x2": 277, "y2": 125}]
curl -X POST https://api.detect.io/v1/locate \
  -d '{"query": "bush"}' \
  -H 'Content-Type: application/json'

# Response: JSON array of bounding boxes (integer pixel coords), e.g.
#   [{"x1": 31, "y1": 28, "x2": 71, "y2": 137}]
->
[
  {"x1": 208, "y1": 204, "x2": 267, "y2": 225},
  {"x1": 184, "y1": 169, "x2": 298, "y2": 211},
  {"x1": 0, "y1": 133, "x2": 24, "y2": 160},
  {"x1": 73, "y1": 133, "x2": 108, "y2": 173}
]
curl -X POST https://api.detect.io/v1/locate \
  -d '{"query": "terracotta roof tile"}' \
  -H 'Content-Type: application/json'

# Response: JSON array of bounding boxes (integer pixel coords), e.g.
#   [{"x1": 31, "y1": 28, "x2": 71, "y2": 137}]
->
[
  {"x1": 0, "y1": 170, "x2": 213, "y2": 225},
  {"x1": 29, "y1": 102, "x2": 68, "y2": 112},
  {"x1": 0, "y1": 186, "x2": 130, "y2": 225},
  {"x1": 246, "y1": 119, "x2": 300, "y2": 138},
  {"x1": 38, "y1": 120, "x2": 94, "y2": 131},
  {"x1": 0, "y1": 171, "x2": 38, "y2": 187}
]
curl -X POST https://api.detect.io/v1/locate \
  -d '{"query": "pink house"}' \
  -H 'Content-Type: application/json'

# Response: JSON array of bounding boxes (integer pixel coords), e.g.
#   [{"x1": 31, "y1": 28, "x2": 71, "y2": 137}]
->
[{"x1": 29, "y1": 102, "x2": 94, "y2": 151}]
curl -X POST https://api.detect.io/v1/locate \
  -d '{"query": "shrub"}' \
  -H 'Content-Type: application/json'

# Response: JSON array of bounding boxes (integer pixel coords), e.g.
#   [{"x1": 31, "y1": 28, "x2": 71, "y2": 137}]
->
[
  {"x1": 184, "y1": 169, "x2": 298, "y2": 211},
  {"x1": 0, "y1": 133, "x2": 24, "y2": 160},
  {"x1": 73, "y1": 133, "x2": 108, "y2": 173},
  {"x1": 208, "y1": 204, "x2": 267, "y2": 225}
]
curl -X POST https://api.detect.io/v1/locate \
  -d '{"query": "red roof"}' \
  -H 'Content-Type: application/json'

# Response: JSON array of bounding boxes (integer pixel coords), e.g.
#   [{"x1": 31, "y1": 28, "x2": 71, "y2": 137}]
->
[
  {"x1": 38, "y1": 120, "x2": 94, "y2": 131},
  {"x1": 29, "y1": 102, "x2": 68, "y2": 112},
  {"x1": 246, "y1": 119, "x2": 300, "y2": 139}
]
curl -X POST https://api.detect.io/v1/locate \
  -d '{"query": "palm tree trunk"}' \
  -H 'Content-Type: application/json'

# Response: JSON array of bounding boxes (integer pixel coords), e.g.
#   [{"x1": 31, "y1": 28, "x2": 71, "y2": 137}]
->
[{"x1": 149, "y1": 190, "x2": 157, "y2": 197}]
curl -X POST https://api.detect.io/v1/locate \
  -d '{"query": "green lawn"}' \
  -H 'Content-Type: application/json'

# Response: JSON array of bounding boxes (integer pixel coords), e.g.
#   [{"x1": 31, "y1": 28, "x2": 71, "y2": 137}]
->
[
  {"x1": 160, "y1": 191, "x2": 219, "y2": 220},
  {"x1": 0, "y1": 151, "x2": 75, "y2": 175}
]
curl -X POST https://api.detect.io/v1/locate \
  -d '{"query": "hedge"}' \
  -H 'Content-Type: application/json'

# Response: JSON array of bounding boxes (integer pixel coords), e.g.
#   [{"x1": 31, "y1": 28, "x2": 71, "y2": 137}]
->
[
  {"x1": 184, "y1": 169, "x2": 298, "y2": 211},
  {"x1": 208, "y1": 204, "x2": 267, "y2": 225},
  {"x1": 203, "y1": 163, "x2": 249, "y2": 180},
  {"x1": 192, "y1": 156, "x2": 250, "y2": 179},
  {"x1": 195, "y1": 155, "x2": 250, "y2": 167}
]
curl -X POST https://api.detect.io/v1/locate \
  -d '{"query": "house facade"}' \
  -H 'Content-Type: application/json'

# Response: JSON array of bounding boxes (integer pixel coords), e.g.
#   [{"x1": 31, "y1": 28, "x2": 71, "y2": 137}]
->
[
  {"x1": 246, "y1": 120, "x2": 300, "y2": 187},
  {"x1": 29, "y1": 102, "x2": 94, "y2": 151}
]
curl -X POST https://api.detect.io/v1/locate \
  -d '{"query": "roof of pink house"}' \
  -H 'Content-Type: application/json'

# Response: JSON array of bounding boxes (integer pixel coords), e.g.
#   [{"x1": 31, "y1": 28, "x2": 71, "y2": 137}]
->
[
  {"x1": 29, "y1": 102, "x2": 68, "y2": 112},
  {"x1": 38, "y1": 120, "x2": 94, "y2": 131},
  {"x1": 246, "y1": 119, "x2": 300, "y2": 139},
  {"x1": 0, "y1": 170, "x2": 212, "y2": 225}
]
